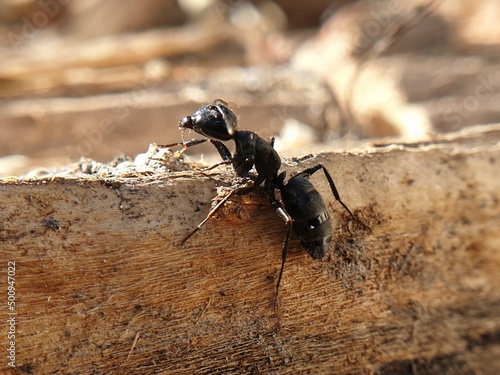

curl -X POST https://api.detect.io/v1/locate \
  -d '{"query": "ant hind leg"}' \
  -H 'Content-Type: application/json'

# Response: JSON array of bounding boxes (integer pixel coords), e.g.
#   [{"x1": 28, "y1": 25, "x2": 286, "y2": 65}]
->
[
  {"x1": 293, "y1": 164, "x2": 371, "y2": 231},
  {"x1": 266, "y1": 189, "x2": 293, "y2": 310}
]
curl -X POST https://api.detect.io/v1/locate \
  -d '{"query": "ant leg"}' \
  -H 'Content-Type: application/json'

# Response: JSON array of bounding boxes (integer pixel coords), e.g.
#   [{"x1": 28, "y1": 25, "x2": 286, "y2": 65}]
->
[
  {"x1": 234, "y1": 155, "x2": 255, "y2": 177},
  {"x1": 203, "y1": 141, "x2": 256, "y2": 178},
  {"x1": 203, "y1": 160, "x2": 233, "y2": 171},
  {"x1": 293, "y1": 164, "x2": 370, "y2": 230},
  {"x1": 158, "y1": 139, "x2": 230, "y2": 161},
  {"x1": 210, "y1": 140, "x2": 232, "y2": 162},
  {"x1": 196, "y1": 140, "x2": 233, "y2": 171},
  {"x1": 159, "y1": 138, "x2": 233, "y2": 171},
  {"x1": 198, "y1": 140, "x2": 255, "y2": 176},
  {"x1": 266, "y1": 190, "x2": 293, "y2": 310},
  {"x1": 206, "y1": 149, "x2": 254, "y2": 176},
  {"x1": 155, "y1": 138, "x2": 208, "y2": 158},
  {"x1": 268, "y1": 136, "x2": 275, "y2": 147},
  {"x1": 180, "y1": 185, "x2": 254, "y2": 246},
  {"x1": 157, "y1": 138, "x2": 208, "y2": 150}
]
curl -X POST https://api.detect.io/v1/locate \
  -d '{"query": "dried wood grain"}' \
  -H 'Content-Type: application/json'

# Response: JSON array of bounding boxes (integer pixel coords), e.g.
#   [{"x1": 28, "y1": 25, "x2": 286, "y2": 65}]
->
[{"x1": 1, "y1": 125, "x2": 499, "y2": 374}]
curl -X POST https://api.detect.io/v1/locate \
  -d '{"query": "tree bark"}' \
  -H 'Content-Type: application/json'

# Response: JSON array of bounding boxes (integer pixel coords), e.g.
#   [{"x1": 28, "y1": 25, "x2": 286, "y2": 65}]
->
[{"x1": 1, "y1": 124, "x2": 500, "y2": 374}]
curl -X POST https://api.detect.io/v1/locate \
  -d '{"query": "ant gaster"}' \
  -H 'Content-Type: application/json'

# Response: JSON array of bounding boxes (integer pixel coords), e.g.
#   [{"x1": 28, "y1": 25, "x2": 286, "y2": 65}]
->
[{"x1": 163, "y1": 99, "x2": 369, "y2": 307}]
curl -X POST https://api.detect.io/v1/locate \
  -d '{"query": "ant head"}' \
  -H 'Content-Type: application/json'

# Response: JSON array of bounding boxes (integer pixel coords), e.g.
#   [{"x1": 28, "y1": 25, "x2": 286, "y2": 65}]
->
[{"x1": 178, "y1": 99, "x2": 237, "y2": 141}]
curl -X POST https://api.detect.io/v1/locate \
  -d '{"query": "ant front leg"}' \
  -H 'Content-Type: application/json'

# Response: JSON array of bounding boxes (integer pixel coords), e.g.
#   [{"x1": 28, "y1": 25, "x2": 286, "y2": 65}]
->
[
  {"x1": 201, "y1": 140, "x2": 234, "y2": 171},
  {"x1": 157, "y1": 138, "x2": 208, "y2": 149},
  {"x1": 197, "y1": 140, "x2": 253, "y2": 174},
  {"x1": 157, "y1": 138, "x2": 208, "y2": 156},
  {"x1": 233, "y1": 154, "x2": 255, "y2": 178},
  {"x1": 294, "y1": 164, "x2": 371, "y2": 231},
  {"x1": 209, "y1": 140, "x2": 232, "y2": 163},
  {"x1": 158, "y1": 139, "x2": 233, "y2": 171}
]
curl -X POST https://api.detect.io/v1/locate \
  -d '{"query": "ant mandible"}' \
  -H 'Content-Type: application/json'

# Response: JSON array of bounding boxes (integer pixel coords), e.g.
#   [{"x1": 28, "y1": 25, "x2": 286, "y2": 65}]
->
[{"x1": 162, "y1": 99, "x2": 369, "y2": 308}]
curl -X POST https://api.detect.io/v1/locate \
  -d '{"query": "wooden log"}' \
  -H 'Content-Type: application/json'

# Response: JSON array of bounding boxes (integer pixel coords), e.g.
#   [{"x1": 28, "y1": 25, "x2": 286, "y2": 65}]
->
[
  {"x1": 1, "y1": 125, "x2": 500, "y2": 374},
  {"x1": 0, "y1": 26, "x2": 236, "y2": 80}
]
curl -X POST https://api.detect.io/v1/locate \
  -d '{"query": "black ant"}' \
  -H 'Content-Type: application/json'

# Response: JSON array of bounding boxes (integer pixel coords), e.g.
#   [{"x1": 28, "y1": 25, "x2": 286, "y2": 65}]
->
[{"x1": 162, "y1": 99, "x2": 369, "y2": 307}]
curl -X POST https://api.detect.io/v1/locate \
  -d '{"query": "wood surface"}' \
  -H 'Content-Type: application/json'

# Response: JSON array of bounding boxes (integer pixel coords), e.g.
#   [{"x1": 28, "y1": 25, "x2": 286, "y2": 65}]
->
[{"x1": 1, "y1": 125, "x2": 500, "y2": 374}]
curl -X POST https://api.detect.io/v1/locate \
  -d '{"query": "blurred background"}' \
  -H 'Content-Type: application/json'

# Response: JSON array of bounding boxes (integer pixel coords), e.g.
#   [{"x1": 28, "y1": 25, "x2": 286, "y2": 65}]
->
[{"x1": 0, "y1": 0, "x2": 499, "y2": 175}]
